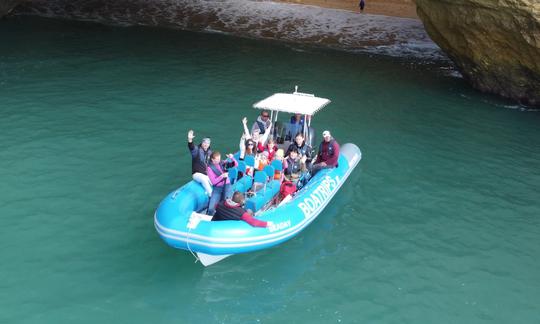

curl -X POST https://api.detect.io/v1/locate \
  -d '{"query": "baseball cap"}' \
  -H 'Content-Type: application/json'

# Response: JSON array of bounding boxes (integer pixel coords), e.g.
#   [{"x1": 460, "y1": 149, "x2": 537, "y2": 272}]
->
[
  {"x1": 322, "y1": 130, "x2": 331, "y2": 137},
  {"x1": 202, "y1": 138, "x2": 211, "y2": 144}
]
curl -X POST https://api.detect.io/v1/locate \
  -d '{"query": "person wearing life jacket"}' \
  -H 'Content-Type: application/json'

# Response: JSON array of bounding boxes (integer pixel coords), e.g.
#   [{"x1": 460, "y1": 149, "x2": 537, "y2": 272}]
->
[
  {"x1": 251, "y1": 110, "x2": 272, "y2": 136},
  {"x1": 285, "y1": 132, "x2": 313, "y2": 166},
  {"x1": 311, "y1": 130, "x2": 340, "y2": 176},
  {"x1": 259, "y1": 138, "x2": 278, "y2": 161},
  {"x1": 284, "y1": 148, "x2": 307, "y2": 184},
  {"x1": 187, "y1": 129, "x2": 213, "y2": 197},
  {"x1": 212, "y1": 191, "x2": 273, "y2": 228},
  {"x1": 206, "y1": 151, "x2": 238, "y2": 215},
  {"x1": 287, "y1": 113, "x2": 305, "y2": 141}
]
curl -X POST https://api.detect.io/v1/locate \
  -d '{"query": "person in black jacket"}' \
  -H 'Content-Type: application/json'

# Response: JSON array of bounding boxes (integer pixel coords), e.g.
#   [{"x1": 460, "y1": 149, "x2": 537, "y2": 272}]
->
[
  {"x1": 213, "y1": 191, "x2": 272, "y2": 228},
  {"x1": 284, "y1": 148, "x2": 307, "y2": 184},
  {"x1": 187, "y1": 129, "x2": 213, "y2": 197},
  {"x1": 285, "y1": 132, "x2": 313, "y2": 168}
]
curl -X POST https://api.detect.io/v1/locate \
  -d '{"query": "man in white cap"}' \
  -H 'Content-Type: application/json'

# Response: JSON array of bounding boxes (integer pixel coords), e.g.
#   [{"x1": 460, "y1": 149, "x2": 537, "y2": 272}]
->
[{"x1": 311, "y1": 130, "x2": 340, "y2": 176}]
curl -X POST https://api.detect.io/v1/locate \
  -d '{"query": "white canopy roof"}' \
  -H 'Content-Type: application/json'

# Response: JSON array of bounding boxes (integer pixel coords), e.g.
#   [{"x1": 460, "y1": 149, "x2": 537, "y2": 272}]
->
[{"x1": 252, "y1": 91, "x2": 331, "y2": 115}]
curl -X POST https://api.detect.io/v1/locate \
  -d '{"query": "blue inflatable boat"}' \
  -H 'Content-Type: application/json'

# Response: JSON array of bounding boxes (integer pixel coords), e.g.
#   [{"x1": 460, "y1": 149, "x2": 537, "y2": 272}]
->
[{"x1": 154, "y1": 88, "x2": 362, "y2": 265}]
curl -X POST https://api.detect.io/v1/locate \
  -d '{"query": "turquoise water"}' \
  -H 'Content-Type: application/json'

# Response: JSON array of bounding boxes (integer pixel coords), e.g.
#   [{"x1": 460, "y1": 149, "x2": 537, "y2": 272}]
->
[{"x1": 1, "y1": 16, "x2": 540, "y2": 323}]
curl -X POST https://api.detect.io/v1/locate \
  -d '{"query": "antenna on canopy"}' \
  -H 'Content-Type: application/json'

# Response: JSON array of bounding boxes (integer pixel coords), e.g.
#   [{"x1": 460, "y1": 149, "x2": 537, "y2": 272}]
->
[{"x1": 294, "y1": 85, "x2": 298, "y2": 94}]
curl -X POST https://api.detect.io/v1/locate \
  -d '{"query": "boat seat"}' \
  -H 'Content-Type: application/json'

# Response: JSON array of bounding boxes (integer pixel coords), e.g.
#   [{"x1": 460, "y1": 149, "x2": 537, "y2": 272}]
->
[
  {"x1": 271, "y1": 159, "x2": 283, "y2": 171},
  {"x1": 244, "y1": 155, "x2": 255, "y2": 169},
  {"x1": 263, "y1": 165, "x2": 275, "y2": 179},
  {"x1": 237, "y1": 161, "x2": 247, "y2": 175},
  {"x1": 245, "y1": 171, "x2": 280, "y2": 212},
  {"x1": 232, "y1": 174, "x2": 252, "y2": 194},
  {"x1": 252, "y1": 170, "x2": 268, "y2": 192},
  {"x1": 245, "y1": 180, "x2": 280, "y2": 212},
  {"x1": 227, "y1": 167, "x2": 238, "y2": 184}
]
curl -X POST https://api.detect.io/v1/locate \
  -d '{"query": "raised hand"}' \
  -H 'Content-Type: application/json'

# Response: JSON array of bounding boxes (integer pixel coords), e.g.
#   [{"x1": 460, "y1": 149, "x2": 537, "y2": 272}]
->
[
  {"x1": 188, "y1": 129, "x2": 195, "y2": 142},
  {"x1": 242, "y1": 117, "x2": 247, "y2": 125}
]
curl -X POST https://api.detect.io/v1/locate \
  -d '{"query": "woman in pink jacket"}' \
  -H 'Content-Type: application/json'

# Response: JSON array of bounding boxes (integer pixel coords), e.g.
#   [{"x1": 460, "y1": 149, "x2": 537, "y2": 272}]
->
[{"x1": 207, "y1": 151, "x2": 238, "y2": 215}]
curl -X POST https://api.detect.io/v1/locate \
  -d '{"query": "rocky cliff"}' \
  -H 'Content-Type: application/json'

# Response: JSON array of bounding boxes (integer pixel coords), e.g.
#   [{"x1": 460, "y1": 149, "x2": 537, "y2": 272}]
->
[
  {"x1": 415, "y1": 0, "x2": 540, "y2": 106},
  {"x1": 0, "y1": 0, "x2": 21, "y2": 17}
]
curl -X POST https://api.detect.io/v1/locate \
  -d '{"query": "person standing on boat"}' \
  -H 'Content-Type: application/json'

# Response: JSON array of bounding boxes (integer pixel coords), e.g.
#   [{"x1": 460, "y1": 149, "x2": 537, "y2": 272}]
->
[
  {"x1": 285, "y1": 132, "x2": 313, "y2": 167},
  {"x1": 207, "y1": 151, "x2": 237, "y2": 215},
  {"x1": 187, "y1": 130, "x2": 213, "y2": 197},
  {"x1": 251, "y1": 110, "x2": 272, "y2": 135},
  {"x1": 311, "y1": 130, "x2": 340, "y2": 176},
  {"x1": 212, "y1": 191, "x2": 272, "y2": 228},
  {"x1": 287, "y1": 113, "x2": 305, "y2": 141}
]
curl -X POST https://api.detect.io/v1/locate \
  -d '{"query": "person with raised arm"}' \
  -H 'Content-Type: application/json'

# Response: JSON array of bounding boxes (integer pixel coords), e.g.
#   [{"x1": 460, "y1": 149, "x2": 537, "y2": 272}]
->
[{"x1": 187, "y1": 129, "x2": 213, "y2": 197}]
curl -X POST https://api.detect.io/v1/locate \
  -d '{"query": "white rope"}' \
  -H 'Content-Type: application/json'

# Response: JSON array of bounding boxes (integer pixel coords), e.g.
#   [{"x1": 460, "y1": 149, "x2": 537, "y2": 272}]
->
[{"x1": 186, "y1": 226, "x2": 200, "y2": 264}]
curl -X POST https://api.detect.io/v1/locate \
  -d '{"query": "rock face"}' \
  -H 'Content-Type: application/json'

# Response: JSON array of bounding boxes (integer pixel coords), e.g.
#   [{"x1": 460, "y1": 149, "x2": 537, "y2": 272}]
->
[
  {"x1": 0, "y1": 0, "x2": 21, "y2": 17},
  {"x1": 415, "y1": 0, "x2": 540, "y2": 106}
]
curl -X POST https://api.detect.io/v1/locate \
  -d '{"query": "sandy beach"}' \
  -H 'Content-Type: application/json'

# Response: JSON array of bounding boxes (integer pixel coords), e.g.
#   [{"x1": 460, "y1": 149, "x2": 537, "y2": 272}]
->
[{"x1": 272, "y1": 0, "x2": 418, "y2": 19}]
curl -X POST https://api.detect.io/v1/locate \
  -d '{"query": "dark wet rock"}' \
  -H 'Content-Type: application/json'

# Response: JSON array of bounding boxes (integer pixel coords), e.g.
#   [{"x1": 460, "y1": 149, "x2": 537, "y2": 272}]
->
[{"x1": 0, "y1": 0, "x2": 22, "y2": 17}]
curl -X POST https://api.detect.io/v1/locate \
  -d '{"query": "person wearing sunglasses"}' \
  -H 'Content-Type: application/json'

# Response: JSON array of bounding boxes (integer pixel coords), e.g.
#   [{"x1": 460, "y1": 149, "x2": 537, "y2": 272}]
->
[
  {"x1": 251, "y1": 110, "x2": 272, "y2": 136},
  {"x1": 240, "y1": 117, "x2": 273, "y2": 159}
]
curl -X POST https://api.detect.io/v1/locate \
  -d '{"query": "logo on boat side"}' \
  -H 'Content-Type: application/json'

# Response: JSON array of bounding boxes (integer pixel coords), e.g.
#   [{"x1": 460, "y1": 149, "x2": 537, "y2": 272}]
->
[
  {"x1": 297, "y1": 175, "x2": 340, "y2": 219},
  {"x1": 268, "y1": 220, "x2": 291, "y2": 232}
]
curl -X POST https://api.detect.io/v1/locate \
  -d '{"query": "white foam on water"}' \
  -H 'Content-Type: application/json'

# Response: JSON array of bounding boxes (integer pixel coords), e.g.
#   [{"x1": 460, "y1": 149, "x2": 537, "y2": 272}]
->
[{"x1": 18, "y1": 0, "x2": 447, "y2": 61}]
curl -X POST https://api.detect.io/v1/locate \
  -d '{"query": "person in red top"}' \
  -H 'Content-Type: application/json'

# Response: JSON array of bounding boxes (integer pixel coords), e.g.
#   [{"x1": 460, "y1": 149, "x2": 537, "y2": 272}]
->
[
  {"x1": 311, "y1": 130, "x2": 340, "y2": 176},
  {"x1": 212, "y1": 191, "x2": 273, "y2": 228},
  {"x1": 258, "y1": 138, "x2": 278, "y2": 160}
]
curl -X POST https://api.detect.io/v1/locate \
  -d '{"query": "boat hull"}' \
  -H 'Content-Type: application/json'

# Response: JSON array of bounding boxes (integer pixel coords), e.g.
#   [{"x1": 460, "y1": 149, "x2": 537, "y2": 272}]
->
[{"x1": 154, "y1": 143, "x2": 361, "y2": 255}]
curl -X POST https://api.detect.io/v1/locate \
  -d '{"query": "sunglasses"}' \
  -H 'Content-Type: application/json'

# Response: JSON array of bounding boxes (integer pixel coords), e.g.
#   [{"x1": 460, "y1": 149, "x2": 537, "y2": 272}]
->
[
  {"x1": 247, "y1": 143, "x2": 254, "y2": 146},
  {"x1": 262, "y1": 115, "x2": 269, "y2": 118}
]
